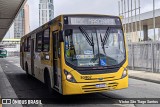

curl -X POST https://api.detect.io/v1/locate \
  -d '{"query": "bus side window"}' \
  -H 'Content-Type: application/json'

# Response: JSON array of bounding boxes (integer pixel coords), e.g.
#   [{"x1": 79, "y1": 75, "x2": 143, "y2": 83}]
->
[
  {"x1": 27, "y1": 37, "x2": 31, "y2": 52},
  {"x1": 20, "y1": 40, "x2": 24, "y2": 52},
  {"x1": 43, "y1": 28, "x2": 50, "y2": 52},
  {"x1": 24, "y1": 38, "x2": 28, "y2": 52},
  {"x1": 20, "y1": 43, "x2": 22, "y2": 52},
  {"x1": 36, "y1": 32, "x2": 43, "y2": 52}
]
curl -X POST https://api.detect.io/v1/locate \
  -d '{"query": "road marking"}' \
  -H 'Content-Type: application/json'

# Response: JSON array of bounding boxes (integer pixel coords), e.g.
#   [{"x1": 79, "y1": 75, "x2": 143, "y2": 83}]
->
[
  {"x1": 14, "y1": 63, "x2": 20, "y2": 67},
  {"x1": 7, "y1": 60, "x2": 20, "y2": 68}
]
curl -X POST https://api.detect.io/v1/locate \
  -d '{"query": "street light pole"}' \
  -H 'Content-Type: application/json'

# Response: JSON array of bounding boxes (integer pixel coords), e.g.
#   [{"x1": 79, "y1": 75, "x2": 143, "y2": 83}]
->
[
  {"x1": 118, "y1": 1, "x2": 121, "y2": 16},
  {"x1": 124, "y1": 0, "x2": 126, "y2": 34},
  {"x1": 153, "y1": 0, "x2": 156, "y2": 41},
  {"x1": 135, "y1": 0, "x2": 137, "y2": 39},
  {"x1": 131, "y1": 0, "x2": 133, "y2": 42},
  {"x1": 138, "y1": 0, "x2": 141, "y2": 41},
  {"x1": 128, "y1": 0, "x2": 130, "y2": 35}
]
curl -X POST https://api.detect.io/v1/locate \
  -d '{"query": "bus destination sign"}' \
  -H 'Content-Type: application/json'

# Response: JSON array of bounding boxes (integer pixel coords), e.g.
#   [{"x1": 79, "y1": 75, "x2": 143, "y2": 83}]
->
[{"x1": 68, "y1": 17, "x2": 120, "y2": 25}]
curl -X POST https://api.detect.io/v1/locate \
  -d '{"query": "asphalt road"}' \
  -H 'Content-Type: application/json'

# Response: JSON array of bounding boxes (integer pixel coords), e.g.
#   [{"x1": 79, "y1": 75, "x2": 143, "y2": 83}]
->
[{"x1": 0, "y1": 57, "x2": 160, "y2": 107}]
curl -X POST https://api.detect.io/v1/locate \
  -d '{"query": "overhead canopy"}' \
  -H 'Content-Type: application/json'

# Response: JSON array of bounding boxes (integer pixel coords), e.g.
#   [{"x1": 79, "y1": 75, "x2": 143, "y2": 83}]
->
[
  {"x1": 123, "y1": 9, "x2": 160, "y2": 32},
  {"x1": 0, "y1": 0, "x2": 26, "y2": 41}
]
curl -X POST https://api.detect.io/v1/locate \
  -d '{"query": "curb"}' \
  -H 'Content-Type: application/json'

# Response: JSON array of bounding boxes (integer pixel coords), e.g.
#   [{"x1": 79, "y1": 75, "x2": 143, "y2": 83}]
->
[
  {"x1": 0, "y1": 64, "x2": 23, "y2": 107},
  {"x1": 129, "y1": 76, "x2": 160, "y2": 84}
]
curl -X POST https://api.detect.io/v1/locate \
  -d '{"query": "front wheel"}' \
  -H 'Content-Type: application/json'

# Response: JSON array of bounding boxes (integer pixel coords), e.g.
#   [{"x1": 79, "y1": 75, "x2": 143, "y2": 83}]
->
[{"x1": 45, "y1": 72, "x2": 54, "y2": 94}]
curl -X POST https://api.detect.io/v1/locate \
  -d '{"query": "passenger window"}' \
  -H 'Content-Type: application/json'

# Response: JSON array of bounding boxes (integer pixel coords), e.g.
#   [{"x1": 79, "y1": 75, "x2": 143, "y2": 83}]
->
[
  {"x1": 24, "y1": 38, "x2": 28, "y2": 52},
  {"x1": 36, "y1": 33, "x2": 43, "y2": 52},
  {"x1": 43, "y1": 28, "x2": 50, "y2": 52},
  {"x1": 28, "y1": 37, "x2": 31, "y2": 52},
  {"x1": 20, "y1": 43, "x2": 22, "y2": 52}
]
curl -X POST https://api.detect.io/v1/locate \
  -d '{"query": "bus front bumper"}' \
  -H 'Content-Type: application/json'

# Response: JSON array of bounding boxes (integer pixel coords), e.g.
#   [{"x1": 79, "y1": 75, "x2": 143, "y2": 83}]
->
[{"x1": 62, "y1": 75, "x2": 128, "y2": 95}]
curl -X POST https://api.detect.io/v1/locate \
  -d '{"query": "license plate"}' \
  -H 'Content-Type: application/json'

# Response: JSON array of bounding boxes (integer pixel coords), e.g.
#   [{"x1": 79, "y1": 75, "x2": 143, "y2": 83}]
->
[{"x1": 96, "y1": 84, "x2": 106, "y2": 88}]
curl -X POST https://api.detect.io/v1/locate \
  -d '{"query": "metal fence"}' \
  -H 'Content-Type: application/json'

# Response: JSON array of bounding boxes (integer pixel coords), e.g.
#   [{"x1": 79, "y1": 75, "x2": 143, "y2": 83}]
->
[{"x1": 128, "y1": 41, "x2": 160, "y2": 73}]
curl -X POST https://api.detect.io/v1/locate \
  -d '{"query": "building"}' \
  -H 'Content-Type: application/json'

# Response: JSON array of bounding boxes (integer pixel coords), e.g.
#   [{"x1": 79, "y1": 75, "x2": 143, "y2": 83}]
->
[
  {"x1": 14, "y1": 3, "x2": 30, "y2": 39},
  {"x1": 39, "y1": 0, "x2": 54, "y2": 26},
  {"x1": 24, "y1": 3, "x2": 30, "y2": 35},
  {"x1": 14, "y1": 9, "x2": 25, "y2": 39}
]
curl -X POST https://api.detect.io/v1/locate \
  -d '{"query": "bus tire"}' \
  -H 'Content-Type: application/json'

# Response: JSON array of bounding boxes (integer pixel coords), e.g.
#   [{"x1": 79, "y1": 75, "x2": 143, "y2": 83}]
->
[
  {"x1": 25, "y1": 63, "x2": 29, "y2": 76},
  {"x1": 44, "y1": 70, "x2": 54, "y2": 94}
]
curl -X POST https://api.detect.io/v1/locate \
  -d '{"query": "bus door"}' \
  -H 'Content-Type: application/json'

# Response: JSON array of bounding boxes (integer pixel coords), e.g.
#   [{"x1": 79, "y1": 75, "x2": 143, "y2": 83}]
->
[
  {"x1": 52, "y1": 31, "x2": 62, "y2": 91},
  {"x1": 21, "y1": 42, "x2": 25, "y2": 69},
  {"x1": 31, "y1": 39, "x2": 35, "y2": 76}
]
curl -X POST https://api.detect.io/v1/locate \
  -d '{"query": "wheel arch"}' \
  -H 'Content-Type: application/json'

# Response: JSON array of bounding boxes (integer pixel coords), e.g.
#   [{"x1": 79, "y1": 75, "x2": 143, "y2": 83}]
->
[{"x1": 43, "y1": 67, "x2": 53, "y2": 87}]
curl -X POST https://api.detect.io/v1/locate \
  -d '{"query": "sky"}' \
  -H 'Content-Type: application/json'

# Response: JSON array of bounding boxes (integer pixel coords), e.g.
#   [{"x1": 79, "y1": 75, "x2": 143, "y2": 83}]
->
[
  {"x1": 5, "y1": 0, "x2": 160, "y2": 38},
  {"x1": 27, "y1": 0, "x2": 160, "y2": 31},
  {"x1": 27, "y1": 0, "x2": 120, "y2": 31}
]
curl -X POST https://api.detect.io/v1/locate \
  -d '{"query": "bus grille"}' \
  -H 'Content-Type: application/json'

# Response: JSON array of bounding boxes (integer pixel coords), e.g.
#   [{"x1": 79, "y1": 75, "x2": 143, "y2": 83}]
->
[
  {"x1": 87, "y1": 76, "x2": 115, "y2": 81},
  {"x1": 82, "y1": 82, "x2": 118, "y2": 93}
]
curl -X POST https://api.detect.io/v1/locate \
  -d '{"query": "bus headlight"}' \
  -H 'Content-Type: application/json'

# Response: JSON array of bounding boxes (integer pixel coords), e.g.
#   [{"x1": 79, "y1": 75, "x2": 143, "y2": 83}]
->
[
  {"x1": 121, "y1": 68, "x2": 128, "y2": 78},
  {"x1": 64, "y1": 70, "x2": 77, "y2": 83}
]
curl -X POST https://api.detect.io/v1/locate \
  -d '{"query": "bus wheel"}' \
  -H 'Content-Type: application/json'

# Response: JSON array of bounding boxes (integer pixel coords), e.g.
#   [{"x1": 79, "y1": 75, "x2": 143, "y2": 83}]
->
[
  {"x1": 44, "y1": 71, "x2": 54, "y2": 94},
  {"x1": 25, "y1": 63, "x2": 29, "y2": 76}
]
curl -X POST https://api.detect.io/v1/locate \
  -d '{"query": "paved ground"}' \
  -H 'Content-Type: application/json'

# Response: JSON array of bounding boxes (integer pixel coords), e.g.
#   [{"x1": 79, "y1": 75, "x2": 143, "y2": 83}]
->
[
  {"x1": 0, "y1": 57, "x2": 160, "y2": 107},
  {"x1": 0, "y1": 96, "x2": 2, "y2": 107},
  {"x1": 129, "y1": 70, "x2": 160, "y2": 84}
]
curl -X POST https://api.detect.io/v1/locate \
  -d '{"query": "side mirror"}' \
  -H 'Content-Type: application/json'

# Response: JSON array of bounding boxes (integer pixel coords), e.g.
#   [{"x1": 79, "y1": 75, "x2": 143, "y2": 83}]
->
[
  {"x1": 59, "y1": 30, "x2": 64, "y2": 42},
  {"x1": 65, "y1": 29, "x2": 73, "y2": 36}
]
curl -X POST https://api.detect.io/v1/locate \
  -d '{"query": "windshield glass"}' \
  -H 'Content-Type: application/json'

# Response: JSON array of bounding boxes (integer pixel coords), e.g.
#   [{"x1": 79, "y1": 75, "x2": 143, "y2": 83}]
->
[
  {"x1": 0, "y1": 50, "x2": 6, "y2": 54},
  {"x1": 64, "y1": 27, "x2": 125, "y2": 67}
]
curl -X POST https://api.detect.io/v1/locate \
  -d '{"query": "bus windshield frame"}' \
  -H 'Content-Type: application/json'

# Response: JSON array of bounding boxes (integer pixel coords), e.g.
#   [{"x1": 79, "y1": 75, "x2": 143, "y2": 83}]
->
[{"x1": 63, "y1": 25, "x2": 126, "y2": 69}]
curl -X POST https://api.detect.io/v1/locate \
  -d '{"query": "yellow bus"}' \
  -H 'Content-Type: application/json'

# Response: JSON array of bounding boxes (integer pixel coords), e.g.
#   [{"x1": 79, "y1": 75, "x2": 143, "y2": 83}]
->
[{"x1": 20, "y1": 14, "x2": 128, "y2": 95}]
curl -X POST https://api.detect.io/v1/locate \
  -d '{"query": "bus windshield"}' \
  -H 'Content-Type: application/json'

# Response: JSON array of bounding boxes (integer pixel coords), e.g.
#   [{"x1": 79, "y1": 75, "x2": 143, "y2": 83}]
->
[
  {"x1": 64, "y1": 27, "x2": 125, "y2": 67},
  {"x1": 0, "y1": 49, "x2": 7, "y2": 54}
]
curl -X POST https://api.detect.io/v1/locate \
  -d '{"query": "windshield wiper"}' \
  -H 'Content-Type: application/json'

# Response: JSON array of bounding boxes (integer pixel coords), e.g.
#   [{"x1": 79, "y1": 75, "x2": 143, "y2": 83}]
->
[
  {"x1": 100, "y1": 27, "x2": 111, "y2": 55},
  {"x1": 102, "y1": 27, "x2": 110, "y2": 46},
  {"x1": 100, "y1": 33, "x2": 106, "y2": 55},
  {"x1": 91, "y1": 33, "x2": 95, "y2": 54},
  {"x1": 79, "y1": 26, "x2": 94, "y2": 46}
]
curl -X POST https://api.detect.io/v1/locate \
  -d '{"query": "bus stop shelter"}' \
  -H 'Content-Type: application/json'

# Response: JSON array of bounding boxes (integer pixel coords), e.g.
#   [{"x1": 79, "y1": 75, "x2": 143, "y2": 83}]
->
[{"x1": 0, "y1": 0, "x2": 26, "y2": 42}]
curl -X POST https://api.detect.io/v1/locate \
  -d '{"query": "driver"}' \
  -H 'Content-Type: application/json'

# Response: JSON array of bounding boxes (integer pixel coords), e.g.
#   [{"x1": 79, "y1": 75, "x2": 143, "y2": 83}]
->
[{"x1": 66, "y1": 41, "x2": 76, "y2": 57}]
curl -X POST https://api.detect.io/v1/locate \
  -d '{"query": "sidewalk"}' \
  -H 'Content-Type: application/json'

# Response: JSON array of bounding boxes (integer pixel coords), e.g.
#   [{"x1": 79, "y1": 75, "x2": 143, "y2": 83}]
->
[
  {"x1": 0, "y1": 96, "x2": 2, "y2": 107},
  {"x1": 129, "y1": 70, "x2": 160, "y2": 84},
  {"x1": 0, "y1": 64, "x2": 22, "y2": 107}
]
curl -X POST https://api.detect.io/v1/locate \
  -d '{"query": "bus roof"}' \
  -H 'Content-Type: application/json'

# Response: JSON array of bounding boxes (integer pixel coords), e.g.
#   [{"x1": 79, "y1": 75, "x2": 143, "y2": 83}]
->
[{"x1": 62, "y1": 14, "x2": 120, "y2": 18}]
